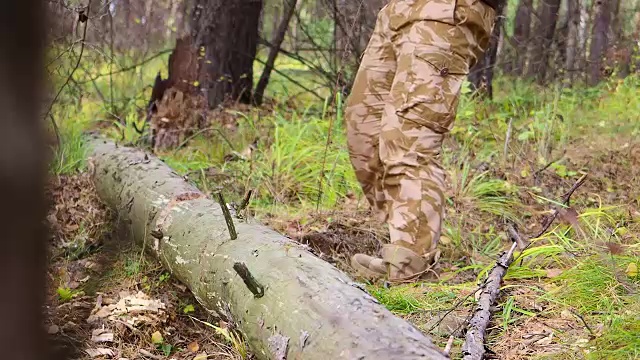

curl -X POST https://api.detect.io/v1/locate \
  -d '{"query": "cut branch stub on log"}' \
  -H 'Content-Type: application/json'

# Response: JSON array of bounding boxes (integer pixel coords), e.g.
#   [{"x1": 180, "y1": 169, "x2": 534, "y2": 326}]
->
[{"x1": 86, "y1": 136, "x2": 448, "y2": 360}]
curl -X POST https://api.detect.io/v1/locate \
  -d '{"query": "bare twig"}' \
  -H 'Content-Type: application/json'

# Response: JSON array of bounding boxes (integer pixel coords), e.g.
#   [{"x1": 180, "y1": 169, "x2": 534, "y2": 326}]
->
[
  {"x1": 507, "y1": 223, "x2": 528, "y2": 250},
  {"x1": 108, "y1": 5, "x2": 115, "y2": 116},
  {"x1": 77, "y1": 49, "x2": 173, "y2": 84},
  {"x1": 528, "y1": 173, "x2": 588, "y2": 242},
  {"x1": 569, "y1": 307, "x2": 596, "y2": 338},
  {"x1": 252, "y1": 55, "x2": 325, "y2": 101},
  {"x1": 443, "y1": 335, "x2": 455, "y2": 357},
  {"x1": 533, "y1": 150, "x2": 567, "y2": 179},
  {"x1": 428, "y1": 286, "x2": 483, "y2": 333},
  {"x1": 49, "y1": 113, "x2": 61, "y2": 147},
  {"x1": 43, "y1": 2, "x2": 91, "y2": 120},
  {"x1": 461, "y1": 242, "x2": 517, "y2": 360},
  {"x1": 461, "y1": 174, "x2": 588, "y2": 359}
]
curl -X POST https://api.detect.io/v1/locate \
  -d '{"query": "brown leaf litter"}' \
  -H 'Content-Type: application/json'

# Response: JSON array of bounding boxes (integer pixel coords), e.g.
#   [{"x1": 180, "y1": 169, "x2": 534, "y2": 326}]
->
[
  {"x1": 46, "y1": 172, "x2": 112, "y2": 259},
  {"x1": 45, "y1": 172, "x2": 249, "y2": 359}
]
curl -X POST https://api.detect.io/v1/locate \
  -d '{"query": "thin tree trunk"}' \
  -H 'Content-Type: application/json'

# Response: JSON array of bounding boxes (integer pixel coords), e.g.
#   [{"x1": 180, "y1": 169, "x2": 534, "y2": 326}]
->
[
  {"x1": 588, "y1": 0, "x2": 612, "y2": 85},
  {"x1": 0, "y1": 1, "x2": 48, "y2": 360},
  {"x1": 566, "y1": 0, "x2": 581, "y2": 84},
  {"x1": 468, "y1": 1, "x2": 506, "y2": 100},
  {"x1": 511, "y1": 0, "x2": 533, "y2": 76},
  {"x1": 254, "y1": 0, "x2": 298, "y2": 105},
  {"x1": 576, "y1": 0, "x2": 590, "y2": 83},
  {"x1": 526, "y1": 0, "x2": 562, "y2": 83}
]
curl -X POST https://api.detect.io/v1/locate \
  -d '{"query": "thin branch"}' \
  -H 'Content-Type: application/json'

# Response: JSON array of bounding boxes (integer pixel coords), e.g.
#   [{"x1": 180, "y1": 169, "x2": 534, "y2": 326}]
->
[
  {"x1": 43, "y1": 1, "x2": 91, "y2": 120},
  {"x1": 49, "y1": 114, "x2": 61, "y2": 147},
  {"x1": 77, "y1": 49, "x2": 173, "y2": 84},
  {"x1": 569, "y1": 308, "x2": 596, "y2": 338},
  {"x1": 461, "y1": 175, "x2": 588, "y2": 359},
  {"x1": 443, "y1": 335, "x2": 455, "y2": 357},
  {"x1": 252, "y1": 56, "x2": 325, "y2": 101}
]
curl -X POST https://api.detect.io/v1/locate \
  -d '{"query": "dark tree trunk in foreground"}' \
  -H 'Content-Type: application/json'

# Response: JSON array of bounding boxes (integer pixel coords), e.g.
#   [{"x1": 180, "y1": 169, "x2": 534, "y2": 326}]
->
[
  {"x1": 511, "y1": 0, "x2": 532, "y2": 76},
  {"x1": 254, "y1": 0, "x2": 298, "y2": 105},
  {"x1": 468, "y1": 1, "x2": 506, "y2": 100},
  {"x1": 87, "y1": 138, "x2": 449, "y2": 360},
  {"x1": 526, "y1": 0, "x2": 562, "y2": 83},
  {"x1": 588, "y1": 0, "x2": 612, "y2": 85},
  {"x1": 0, "y1": 1, "x2": 49, "y2": 360},
  {"x1": 191, "y1": 0, "x2": 263, "y2": 108}
]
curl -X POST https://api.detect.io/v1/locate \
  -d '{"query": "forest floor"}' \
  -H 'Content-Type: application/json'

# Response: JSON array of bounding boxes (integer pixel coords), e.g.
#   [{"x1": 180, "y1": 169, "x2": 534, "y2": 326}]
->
[{"x1": 45, "y1": 51, "x2": 640, "y2": 359}]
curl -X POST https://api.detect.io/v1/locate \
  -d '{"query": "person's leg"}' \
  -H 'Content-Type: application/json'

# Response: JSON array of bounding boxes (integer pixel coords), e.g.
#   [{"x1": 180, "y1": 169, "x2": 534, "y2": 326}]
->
[
  {"x1": 352, "y1": 0, "x2": 496, "y2": 282},
  {"x1": 344, "y1": 4, "x2": 396, "y2": 223}
]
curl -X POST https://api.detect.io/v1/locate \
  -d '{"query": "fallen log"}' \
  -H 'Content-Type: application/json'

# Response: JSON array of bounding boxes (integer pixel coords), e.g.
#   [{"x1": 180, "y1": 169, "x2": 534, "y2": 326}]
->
[{"x1": 87, "y1": 137, "x2": 448, "y2": 360}]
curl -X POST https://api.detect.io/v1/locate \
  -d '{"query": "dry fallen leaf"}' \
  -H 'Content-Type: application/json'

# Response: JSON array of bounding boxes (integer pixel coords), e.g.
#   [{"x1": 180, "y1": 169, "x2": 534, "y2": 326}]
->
[
  {"x1": 151, "y1": 331, "x2": 164, "y2": 345},
  {"x1": 546, "y1": 268, "x2": 563, "y2": 278},
  {"x1": 193, "y1": 352, "x2": 208, "y2": 360},
  {"x1": 626, "y1": 262, "x2": 638, "y2": 278},
  {"x1": 86, "y1": 348, "x2": 114, "y2": 358},
  {"x1": 91, "y1": 328, "x2": 114, "y2": 343},
  {"x1": 439, "y1": 235, "x2": 452, "y2": 245},
  {"x1": 187, "y1": 341, "x2": 200, "y2": 352},
  {"x1": 558, "y1": 207, "x2": 580, "y2": 227},
  {"x1": 604, "y1": 242, "x2": 625, "y2": 255}
]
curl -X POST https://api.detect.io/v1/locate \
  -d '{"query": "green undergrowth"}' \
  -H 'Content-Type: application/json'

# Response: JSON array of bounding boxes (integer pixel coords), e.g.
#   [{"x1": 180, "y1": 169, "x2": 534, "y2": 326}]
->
[{"x1": 49, "y1": 44, "x2": 640, "y2": 359}]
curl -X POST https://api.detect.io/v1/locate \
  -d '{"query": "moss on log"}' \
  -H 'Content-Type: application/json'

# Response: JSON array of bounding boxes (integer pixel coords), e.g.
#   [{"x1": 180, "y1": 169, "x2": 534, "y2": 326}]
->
[{"x1": 87, "y1": 137, "x2": 447, "y2": 360}]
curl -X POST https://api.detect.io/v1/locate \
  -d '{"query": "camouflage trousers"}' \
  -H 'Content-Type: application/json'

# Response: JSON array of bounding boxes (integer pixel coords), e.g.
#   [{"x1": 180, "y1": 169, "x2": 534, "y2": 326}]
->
[{"x1": 345, "y1": 0, "x2": 495, "y2": 257}]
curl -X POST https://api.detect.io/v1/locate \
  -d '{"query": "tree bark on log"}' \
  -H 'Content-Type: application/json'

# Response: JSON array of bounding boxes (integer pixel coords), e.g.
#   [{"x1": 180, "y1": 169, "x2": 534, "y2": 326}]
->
[{"x1": 86, "y1": 137, "x2": 448, "y2": 360}]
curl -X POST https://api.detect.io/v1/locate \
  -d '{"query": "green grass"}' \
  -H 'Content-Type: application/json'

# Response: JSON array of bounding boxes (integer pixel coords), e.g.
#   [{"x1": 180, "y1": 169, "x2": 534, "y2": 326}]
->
[{"x1": 48, "y1": 41, "x2": 640, "y2": 359}]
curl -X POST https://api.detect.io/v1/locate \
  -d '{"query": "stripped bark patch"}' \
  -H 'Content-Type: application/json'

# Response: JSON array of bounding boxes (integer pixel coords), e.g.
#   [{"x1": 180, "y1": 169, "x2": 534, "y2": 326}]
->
[{"x1": 155, "y1": 191, "x2": 206, "y2": 233}]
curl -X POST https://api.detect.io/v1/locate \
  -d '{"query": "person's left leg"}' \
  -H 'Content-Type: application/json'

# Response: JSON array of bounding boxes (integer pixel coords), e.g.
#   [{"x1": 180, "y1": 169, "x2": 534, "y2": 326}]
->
[{"x1": 344, "y1": 4, "x2": 397, "y2": 223}]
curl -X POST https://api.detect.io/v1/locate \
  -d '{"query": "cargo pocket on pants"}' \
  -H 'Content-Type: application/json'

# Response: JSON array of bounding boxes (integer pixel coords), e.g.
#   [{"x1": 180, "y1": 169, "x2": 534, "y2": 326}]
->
[{"x1": 394, "y1": 46, "x2": 469, "y2": 134}]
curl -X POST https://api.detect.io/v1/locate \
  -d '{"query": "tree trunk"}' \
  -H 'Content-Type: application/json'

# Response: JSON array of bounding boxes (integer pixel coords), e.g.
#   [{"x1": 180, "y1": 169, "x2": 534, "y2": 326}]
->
[
  {"x1": 610, "y1": 0, "x2": 622, "y2": 44},
  {"x1": 577, "y1": 0, "x2": 590, "y2": 82},
  {"x1": 526, "y1": 0, "x2": 562, "y2": 83},
  {"x1": 565, "y1": 0, "x2": 581, "y2": 84},
  {"x1": 86, "y1": 138, "x2": 449, "y2": 360},
  {"x1": 253, "y1": 0, "x2": 298, "y2": 105},
  {"x1": 191, "y1": 0, "x2": 263, "y2": 108},
  {"x1": 0, "y1": 1, "x2": 49, "y2": 360},
  {"x1": 588, "y1": 0, "x2": 612, "y2": 86},
  {"x1": 468, "y1": 1, "x2": 506, "y2": 100},
  {"x1": 511, "y1": 0, "x2": 533, "y2": 76}
]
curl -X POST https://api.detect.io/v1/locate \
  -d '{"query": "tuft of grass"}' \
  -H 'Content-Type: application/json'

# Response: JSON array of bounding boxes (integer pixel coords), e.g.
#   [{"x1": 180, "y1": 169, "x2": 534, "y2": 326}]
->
[
  {"x1": 589, "y1": 309, "x2": 640, "y2": 359},
  {"x1": 366, "y1": 283, "x2": 470, "y2": 315},
  {"x1": 545, "y1": 258, "x2": 637, "y2": 314},
  {"x1": 50, "y1": 119, "x2": 89, "y2": 175}
]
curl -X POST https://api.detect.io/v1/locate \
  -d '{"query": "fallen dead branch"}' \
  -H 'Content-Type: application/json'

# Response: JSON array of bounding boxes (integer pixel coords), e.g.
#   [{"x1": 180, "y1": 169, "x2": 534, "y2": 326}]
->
[
  {"x1": 461, "y1": 242, "x2": 517, "y2": 359},
  {"x1": 461, "y1": 174, "x2": 588, "y2": 360}
]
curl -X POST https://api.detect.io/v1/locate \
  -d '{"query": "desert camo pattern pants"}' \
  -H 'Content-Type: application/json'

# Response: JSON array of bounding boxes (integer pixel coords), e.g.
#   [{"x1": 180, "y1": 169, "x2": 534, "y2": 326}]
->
[{"x1": 345, "y1": 0, "x2": 496, "y2": 256}]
